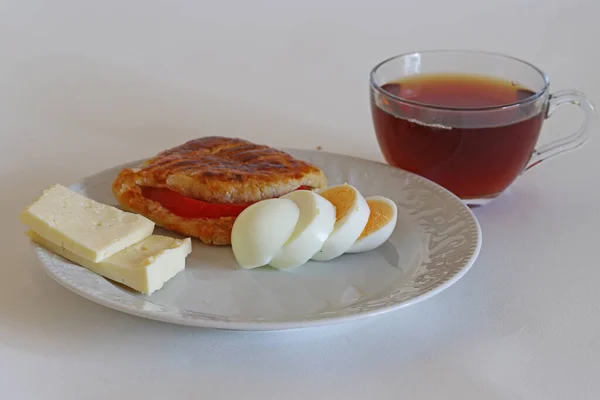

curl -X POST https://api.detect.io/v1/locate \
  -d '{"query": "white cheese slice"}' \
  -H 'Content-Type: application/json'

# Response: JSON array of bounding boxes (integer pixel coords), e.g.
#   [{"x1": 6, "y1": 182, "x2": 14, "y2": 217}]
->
[
  {"x1": 28, "y1": 231, "x2": 191, "y2": 295},
  {"x1": 19, "y1": 184, "x2": 155, "y2": 262}
]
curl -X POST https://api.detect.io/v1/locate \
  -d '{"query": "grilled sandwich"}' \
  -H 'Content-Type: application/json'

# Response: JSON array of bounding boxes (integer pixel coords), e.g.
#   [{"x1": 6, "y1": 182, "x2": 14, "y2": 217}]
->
[{"x1": 112, "y1": 136, "x2": 327, "y2": 245}]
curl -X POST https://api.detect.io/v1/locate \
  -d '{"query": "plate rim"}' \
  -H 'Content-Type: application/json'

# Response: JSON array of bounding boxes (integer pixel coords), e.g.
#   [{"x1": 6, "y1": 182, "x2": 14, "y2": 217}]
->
[{"x1": 30, "y1": 148, "x2": 482, "y2": 331}]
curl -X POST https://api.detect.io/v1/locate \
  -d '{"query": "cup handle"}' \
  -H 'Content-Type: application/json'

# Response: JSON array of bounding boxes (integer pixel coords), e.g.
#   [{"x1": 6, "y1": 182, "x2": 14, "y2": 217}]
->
[{"x1": 525, "y1": 90, "x2": 596, "y2": 170}]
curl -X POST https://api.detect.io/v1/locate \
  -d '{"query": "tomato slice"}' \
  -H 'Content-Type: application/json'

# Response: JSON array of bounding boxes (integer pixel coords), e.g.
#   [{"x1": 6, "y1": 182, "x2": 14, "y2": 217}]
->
[{"x1": 141, "y1": 186, "x2": 311, "y2": 219}]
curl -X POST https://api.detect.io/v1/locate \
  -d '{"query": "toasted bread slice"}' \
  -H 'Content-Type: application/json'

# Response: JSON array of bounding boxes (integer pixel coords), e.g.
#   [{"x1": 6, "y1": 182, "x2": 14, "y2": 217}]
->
[{"x1": 112, "y1": 136, "x2": 327, "y2": 245}]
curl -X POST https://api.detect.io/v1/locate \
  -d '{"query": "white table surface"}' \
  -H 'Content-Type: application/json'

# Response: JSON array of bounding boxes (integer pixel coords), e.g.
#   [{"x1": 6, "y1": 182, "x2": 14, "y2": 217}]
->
[{"x1": 1, "y1": 1, "x2": 599, "y2": 399}]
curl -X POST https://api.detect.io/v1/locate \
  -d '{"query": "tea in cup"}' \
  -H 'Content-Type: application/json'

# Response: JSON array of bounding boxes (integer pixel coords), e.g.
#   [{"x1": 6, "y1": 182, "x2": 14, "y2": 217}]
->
[{"x1": 370, "y1": 50, "x2": 595, "y2": 205}]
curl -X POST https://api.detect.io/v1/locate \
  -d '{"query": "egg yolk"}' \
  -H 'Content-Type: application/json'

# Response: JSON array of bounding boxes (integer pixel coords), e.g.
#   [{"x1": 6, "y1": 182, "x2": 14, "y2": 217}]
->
[
  {"x1": 357, "y1": 200, "x2": 395, "y2": 240},
  {"x1": 320, "y1": 186, "x2": 355, "y2": 221}
]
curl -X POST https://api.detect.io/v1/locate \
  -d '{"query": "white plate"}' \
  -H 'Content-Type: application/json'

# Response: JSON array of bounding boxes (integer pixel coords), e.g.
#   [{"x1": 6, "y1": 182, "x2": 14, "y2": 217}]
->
[{"x1": 30, "y1": 149, "x2": 482, "y2": 331}]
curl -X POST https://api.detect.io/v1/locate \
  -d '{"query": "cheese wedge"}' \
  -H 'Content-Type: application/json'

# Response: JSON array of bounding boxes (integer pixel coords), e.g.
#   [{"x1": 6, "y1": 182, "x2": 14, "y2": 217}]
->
[
  {"x1": 19, "y1": 184, "x2": 155, "y2": 262},
  {"x1": 28, "y1": 230, "x2": 191, "y2": 294}
]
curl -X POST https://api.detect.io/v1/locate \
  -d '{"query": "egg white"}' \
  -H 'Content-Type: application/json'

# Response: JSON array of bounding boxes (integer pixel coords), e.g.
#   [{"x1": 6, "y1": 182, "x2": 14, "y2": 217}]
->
[
  {"x1": 269, "y1": 190, "x2": 336, "y2": 270},
  {"x1": 231, "y1": 198, "x2": 300, "y2": 269},
  {"x1": 311, "y1": 184, "x2": 370, "y2": 261}
]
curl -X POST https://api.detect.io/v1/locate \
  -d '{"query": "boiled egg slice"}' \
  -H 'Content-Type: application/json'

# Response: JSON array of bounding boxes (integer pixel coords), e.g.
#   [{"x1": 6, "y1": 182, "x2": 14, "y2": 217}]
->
[
  {"x1": 269, "y1": 190, "x2": 336, "y2": 270},
  {"x1": 346, "y1": 196, "x2": 398, "y2": 253},
  {"x1": 311, "y1": 184, "x2": 370, "y2": 261},
  {"x1": 231, "y1": 198, "x2": 299, "y2": 269}
]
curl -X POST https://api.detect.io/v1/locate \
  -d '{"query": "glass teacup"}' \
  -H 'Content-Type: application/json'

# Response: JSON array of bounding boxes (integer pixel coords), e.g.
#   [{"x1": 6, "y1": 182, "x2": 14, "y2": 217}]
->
[{"x1": 370, "y1": 50, "x2": 595, "y2": 205}]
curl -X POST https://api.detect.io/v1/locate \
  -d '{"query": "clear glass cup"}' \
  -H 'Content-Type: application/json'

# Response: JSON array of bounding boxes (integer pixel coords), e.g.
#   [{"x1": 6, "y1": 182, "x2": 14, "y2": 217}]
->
[{"x1": 370, "y1": 50, "x2": 595, "y2": 206}]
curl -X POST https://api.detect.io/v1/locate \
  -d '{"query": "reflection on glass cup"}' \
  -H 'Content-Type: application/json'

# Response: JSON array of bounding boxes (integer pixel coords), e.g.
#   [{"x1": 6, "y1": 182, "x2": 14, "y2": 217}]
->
[{"x1": 370, "y1": 50, "x2": 595, "y2": 205}]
